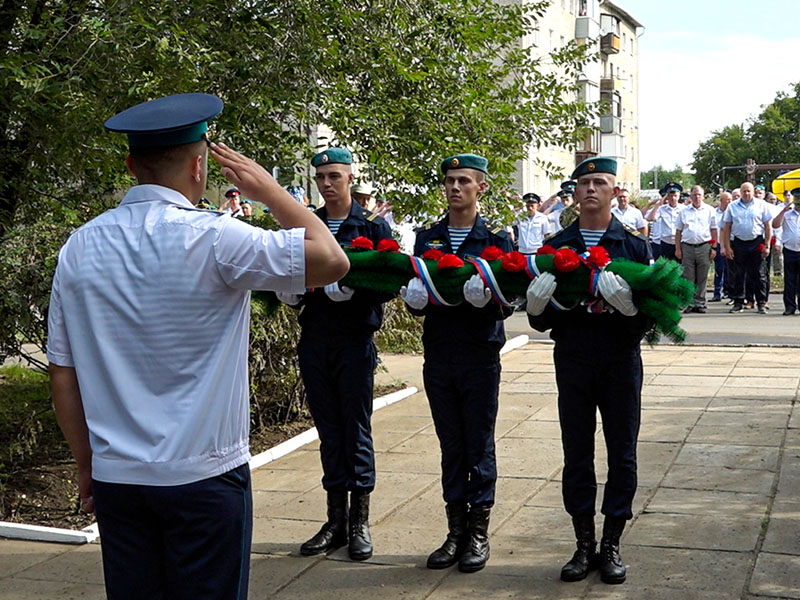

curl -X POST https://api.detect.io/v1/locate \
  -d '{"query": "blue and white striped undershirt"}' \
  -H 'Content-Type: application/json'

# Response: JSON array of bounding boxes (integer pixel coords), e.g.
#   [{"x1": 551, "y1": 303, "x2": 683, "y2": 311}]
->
[
  {"x1": 580, "y1": 229, "x2": 605, "y2": 248},
  {"x1": 448, "y1": 227, "x2": 471, "y2": 253},
  {"x1": 327, "y1": 218, "x2": 345, "y2": 236}
]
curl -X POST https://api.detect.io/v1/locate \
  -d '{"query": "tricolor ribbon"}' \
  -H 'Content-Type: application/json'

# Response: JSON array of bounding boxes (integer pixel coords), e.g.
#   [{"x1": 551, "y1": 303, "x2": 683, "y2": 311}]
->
[
  {"x1": 579, "y1": 249, "x2": 605, "y2": 314},
  {"x1": 467, "y1": 258, "x2": 514, "y2": 308},
  {"x1": 409, "y1": 256, "x2": 460, "y2": 306},
  {"x1": 525, "y1": 255, "x2": 570, "y2": 311}
]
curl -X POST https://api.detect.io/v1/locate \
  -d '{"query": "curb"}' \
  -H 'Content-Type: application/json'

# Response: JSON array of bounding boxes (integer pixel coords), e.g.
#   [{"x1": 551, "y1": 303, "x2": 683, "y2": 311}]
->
[{"x1": 0, "y1": 336, "x2": 530, "y2": 545}]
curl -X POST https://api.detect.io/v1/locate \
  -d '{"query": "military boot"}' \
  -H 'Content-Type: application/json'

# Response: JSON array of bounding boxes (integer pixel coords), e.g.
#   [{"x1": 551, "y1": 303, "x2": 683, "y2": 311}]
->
[
  {"x1": 560, "y1": 515, "x2": 598, "y2": 582},
  {"x1": 458, "y1": 504, "x2": 491, "y2": 573},
  {"x1": 300, "y1": 490, "x2": 348, "y2": 556},
  {"x1": 348, "y1": 490, "x2": 373, "y2": 561},
  {"x1": 426, "y1": 503, "x2": 469, "y2": 569},
  {"x1": 599, "y1": 517, "x2": 627, "y2": 584}
]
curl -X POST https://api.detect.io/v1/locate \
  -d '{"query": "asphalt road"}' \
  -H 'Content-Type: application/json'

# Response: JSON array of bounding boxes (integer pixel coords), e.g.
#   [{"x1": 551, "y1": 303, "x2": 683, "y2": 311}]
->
[{"x1": 505, "y1": 292, "x2": 800, "y2": 347}]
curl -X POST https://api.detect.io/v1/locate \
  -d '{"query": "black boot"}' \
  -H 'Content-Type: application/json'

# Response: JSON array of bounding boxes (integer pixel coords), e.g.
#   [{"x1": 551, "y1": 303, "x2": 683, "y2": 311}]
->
[
  {"x1": 348, "y1": 490, "x2": 373, "y2": 561},
  {"x1": 458, "y1": 504, "x2": 491, "y2": 573},
  {"x1": 560, "y1": 515, "x2": 598, "y2": 582},
  {"x1": 599, "y1": 517, "x2": 627, "y2": 584},
  {"x1": 300, "y1": 490, "x2": 348, "y2": 556},
  {"x1": 427, "y1": 503, "x2": 468, "y2": 569}
]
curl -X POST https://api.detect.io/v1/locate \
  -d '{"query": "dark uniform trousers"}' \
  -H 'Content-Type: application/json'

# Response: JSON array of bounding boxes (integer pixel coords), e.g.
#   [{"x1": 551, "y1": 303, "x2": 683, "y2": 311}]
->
[
  {"x1": 659, "y1": 241, "x2": 676, "y2": 261},
  {"x1": 413, "y1": 213, "x2": 513, "y2": 507},
  {"x1": 783, "y1": 248, "x2": 800, "y2": 312},
  {"x1": 713, "y1": 244, "x2": 726, "y2": 298},
  {"x1": 294, "y1": 201, "x2": 394, "y2": 494},
  {"x1": 528, "y1": 218, "x2": 651, "y2": 522},
  {"x1": 731, "y1": 236, "x2": 766, "y2": 305}
]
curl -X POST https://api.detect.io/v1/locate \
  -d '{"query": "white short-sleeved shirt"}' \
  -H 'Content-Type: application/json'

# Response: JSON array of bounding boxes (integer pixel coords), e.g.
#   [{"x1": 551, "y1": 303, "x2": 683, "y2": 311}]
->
[
  {"x1": 780, "y1": 208, "x2": 800, "y2": 251},
  {"x1": 653, "y1": 203, "x2": 683, "y2": 244},
  {"x1": 47, "y1": 185, "x2": 306, "y2": 486},
  {"x1": 516, "y1": 213, "x2": 551, "y2": 253},
  {"x1": 548, "y1": 207, "x2": 564, "y2": 234},
  {"x1": 611, "y1": 206, "x2": 645, "y2": 231},
  {"x1": 676, "y1": 202, "x2": 717, "y2": 244},
  {"x1": 722, "y1": 198, "x2": 774, "y2": 241}
]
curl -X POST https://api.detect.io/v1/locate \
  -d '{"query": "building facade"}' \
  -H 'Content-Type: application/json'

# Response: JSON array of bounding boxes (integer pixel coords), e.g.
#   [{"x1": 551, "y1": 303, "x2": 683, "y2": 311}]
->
[{"x1": 517, "y1": 0, "x2": 643, "y2": 196}]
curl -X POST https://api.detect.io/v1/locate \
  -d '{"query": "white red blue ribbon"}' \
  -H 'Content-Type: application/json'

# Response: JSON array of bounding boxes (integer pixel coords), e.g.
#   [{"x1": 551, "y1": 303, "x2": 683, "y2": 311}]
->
[
  {"x1": 409, "y1": 256, "x2": 460, "y2": 306},
  {"x1": 467, "y1": 258, "x2": 514, "y2": 308}
]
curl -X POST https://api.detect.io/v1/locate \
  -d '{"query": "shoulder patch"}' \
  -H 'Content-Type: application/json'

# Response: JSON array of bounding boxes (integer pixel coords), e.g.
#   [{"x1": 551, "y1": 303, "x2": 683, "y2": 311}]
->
[
  {"x1": 365, "y1": 213, "x2": 379, "y2": 222},
  {"x1": 622, "y1": 223, "x2": 646, "y2": 239},
  {"x1": 490, "y1": 225, "x2": 509, "y2": 237},
  {"x1": 417, "y1": 221, "x2": 437, "y2": 232}
]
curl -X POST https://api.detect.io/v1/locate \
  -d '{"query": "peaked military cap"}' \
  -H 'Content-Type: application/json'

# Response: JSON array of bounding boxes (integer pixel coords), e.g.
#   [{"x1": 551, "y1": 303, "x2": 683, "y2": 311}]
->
[
  {"x1": 560, "y1": 180, "x2": 577, "y2": 194},
  {"x1": 754, "y1": 183, "x2": 765, "y2": 190},
  {"x1": 311, "y1": 148, "x2": 353, "y2": 167},
  {"x1": 104, "y1": 93, "x2": 222, "y2": 149},
  {"x1": 791, "y1": 187, "x2": 800, "y2": 198},
  {"x1": 571, "y1": 156, "x2": 617, "y2": 180},
  {"x1": 664, "y1": 182, "x2": 683, "y2": 193},
  {"x1": 224, "y1": 187, "x2": 240, "y2": 198},
  {"x1": 523, "y1": 193, "x2": 541, "y2": 203},
  {"x1": 441, "y1": 153, "x2": 489, "y2": 175}
]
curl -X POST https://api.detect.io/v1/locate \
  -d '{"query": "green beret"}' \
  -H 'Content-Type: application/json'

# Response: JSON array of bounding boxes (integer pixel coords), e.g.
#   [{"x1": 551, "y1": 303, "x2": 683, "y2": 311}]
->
[
  {"x1": 311, "y1": 148, "x2": 353, "y2": 167},
  {"x1": 571, "y1": 156, "x2": 617, "y2": 180},
  {"x1": 441, "y1": 153, "x2": 489, "y2": 175}
]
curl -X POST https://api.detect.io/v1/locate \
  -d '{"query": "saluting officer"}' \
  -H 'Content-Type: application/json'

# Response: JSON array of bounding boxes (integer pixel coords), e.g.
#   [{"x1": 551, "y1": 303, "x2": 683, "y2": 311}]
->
[
  {"x1": 526, "y1": 157, "x2": 652, "y2": 585},
  {"x1": 516, "y1": 192, "x2": 551, "y2": 254},
  {"x1": 400, "y1": 153, "x2": 514, "y2": 573},
  {"x1": 277, "y1": 148, "x2": 394, "y2": 561},
  {"x1": 645, "y1": 182, "x2": 683, "y2": 260}
]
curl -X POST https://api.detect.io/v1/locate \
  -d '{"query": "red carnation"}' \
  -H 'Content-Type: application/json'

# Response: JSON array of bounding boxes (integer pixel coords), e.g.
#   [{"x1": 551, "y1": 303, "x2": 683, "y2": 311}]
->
[
  {"x1": 553, "y1": 248, "x2": 581, "y2": 272},
  {"x1": 537, "y1": 245, "x2": 557, "y2": 255},
  {"x1": 350, "y1": 236, "x2": 374, "y2": 250},
  {"x1": 376, "y1": 238, "x2": 400, "y2": 252},
  {"x1": 501, "y1": 251, "x2": 527, "y2": 272},
  {"x1": 757, "y1": 243, "x2": 765, "y2": 253},
  {"x1": 480, "y1": 246, "x2": 505, "y2": 261},
  {"x1": 422, "y1": 248, "x2": 444, "y2": 261},
  {"x1": 437, "y1": 253, "x2": 464, "y2": 269},
  {"x1": 587, "y1": 246, "x2": 611, "y2": 268}
]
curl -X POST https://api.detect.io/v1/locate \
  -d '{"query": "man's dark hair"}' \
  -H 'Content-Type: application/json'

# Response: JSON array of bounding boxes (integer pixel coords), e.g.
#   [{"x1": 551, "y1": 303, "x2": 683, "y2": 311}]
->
[{"x1": 128, "y1": 140, "x2": 206, "y2": 183}]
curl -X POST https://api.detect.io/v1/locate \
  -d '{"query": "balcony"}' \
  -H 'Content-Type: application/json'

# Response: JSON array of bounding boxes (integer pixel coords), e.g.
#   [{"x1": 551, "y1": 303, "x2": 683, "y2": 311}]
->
[
  {"x1": 600, "y1": 32, "x2": 620, "y2": 54},
  {"x1": 600, "y1": 77, "x2": 620, "y2": 92},
  {"x1": 600, "y1": 116, "x2": 622, "y2": 135},
  {"x1": 601, "y1": 134, "x2": 625, "y2": 159},
  {"x1": 575, "y1": 150, "x2": 598, "y2": 165},
  {"x1": 575, "y1": 16, "x2": 600, "y2": 41}
]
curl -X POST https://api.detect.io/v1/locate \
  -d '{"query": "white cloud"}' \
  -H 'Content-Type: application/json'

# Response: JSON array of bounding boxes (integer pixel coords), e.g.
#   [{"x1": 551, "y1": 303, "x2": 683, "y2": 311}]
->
[{"x1": 638, "y1": 34, "x2": 800, "y2": 171}]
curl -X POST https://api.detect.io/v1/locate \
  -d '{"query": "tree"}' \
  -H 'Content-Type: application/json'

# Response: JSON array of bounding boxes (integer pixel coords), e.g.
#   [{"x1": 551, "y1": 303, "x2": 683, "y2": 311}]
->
[
  {"x1": 0, "y1": 0, "x2": 594, "y2": 369},
  {"x1": 639, "y1": 164, "x2": 694, "y2": 191},
  {"x1": 691, "y1": 125, "x2": 749, "y2": 191}
]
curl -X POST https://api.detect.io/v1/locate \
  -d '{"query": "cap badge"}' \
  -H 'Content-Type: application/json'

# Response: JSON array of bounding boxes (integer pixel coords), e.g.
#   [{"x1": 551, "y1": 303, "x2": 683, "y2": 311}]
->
[
  {"x1": 451, "y1": 158, "x2": 460, "y2": 167},
  {"x1": 587, "y1": 162, "x2": 596, "y2": 172},
  {"x1": 321, "y1": 154, "x2": 329, "y2": 163}
]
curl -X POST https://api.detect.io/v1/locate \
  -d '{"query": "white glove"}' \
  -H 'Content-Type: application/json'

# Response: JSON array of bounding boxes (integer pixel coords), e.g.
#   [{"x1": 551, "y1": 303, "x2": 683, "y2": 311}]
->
[
  {"x1": 400, "y1": 277, "x2": 428, "y2": 310},
  {"x1": 463, "y1": 274, "x2": 491, "y2": 308},
  {"x1": 525, "y1": 272, "x2": 557, "y2": 316},
  {"x1": 597, "y1": 270, "x2": 638, "y2": 316},
  {"x1": 276, "y1": 291, "x2": 302, "y2": 306},
  {"x1": 324, "y1": 282, "x2": 355, "y2": 302}
]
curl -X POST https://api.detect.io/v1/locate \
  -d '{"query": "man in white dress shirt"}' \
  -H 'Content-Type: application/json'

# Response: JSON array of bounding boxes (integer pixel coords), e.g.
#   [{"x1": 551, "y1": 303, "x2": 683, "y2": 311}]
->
[
  {"x1": 675, "y1": 186, "x2": 717, "y2": 313},
  {"x1": 772, "y1": 188, "x2": 800, "y2": 315},
  {"x1": 516, "y1": 193, "x2": 551, "y2": 254},
  {"x1": 611, "y1": 189, "x2": 647, "y2": 235},
  {"x1": 47, "y1": 93, "x2": 348, "y2": 600},
  {"x1": 645, "y1": 182, "x2": 683, "y2": 260}
]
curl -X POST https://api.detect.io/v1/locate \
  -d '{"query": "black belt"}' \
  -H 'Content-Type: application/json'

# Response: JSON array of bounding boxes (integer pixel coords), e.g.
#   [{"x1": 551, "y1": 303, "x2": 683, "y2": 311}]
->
[{"x1": 682, "y1": 241, "x2": 709, "y2": 247}]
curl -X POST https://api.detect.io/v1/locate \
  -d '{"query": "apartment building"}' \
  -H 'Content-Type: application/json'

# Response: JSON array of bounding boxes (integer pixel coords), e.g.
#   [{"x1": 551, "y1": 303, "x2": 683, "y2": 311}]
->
[{"x1": 517, "y1": 0, "x2": 643, "y2": 196}]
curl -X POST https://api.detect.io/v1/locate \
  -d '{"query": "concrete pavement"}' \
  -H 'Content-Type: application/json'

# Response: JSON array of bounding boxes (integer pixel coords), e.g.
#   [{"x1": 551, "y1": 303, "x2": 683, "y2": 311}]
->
[{"x1": 2, "y1": 341, "x2": 799, "y2": 599}]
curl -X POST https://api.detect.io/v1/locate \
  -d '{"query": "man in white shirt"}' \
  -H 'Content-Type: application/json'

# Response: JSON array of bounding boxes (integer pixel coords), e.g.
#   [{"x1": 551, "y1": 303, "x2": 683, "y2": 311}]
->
[
  {"x1": 645, "y1": 182, "x2": 683, "y2": 260},
  {"x1": 516, "y1": 193, "x2": 551, "y2": 253},
  {"x1": 711, "y1": 191, "x2": 732, "y2": 301},
  {"x1": 611, "y1": 189, "x2": 647, "y2": 235},
  {"x1": 675, "y1": 186, "x2": 717, "y2": 312},
  {"x1": 47, "y1": 94, "x2": 348, "y2": 600},
  {"x1": 721, "y1": 182, "x2": 774, "y2": 313},
  {"x1": 772, "y1": 188, "x2": 800, "y2": 314}
]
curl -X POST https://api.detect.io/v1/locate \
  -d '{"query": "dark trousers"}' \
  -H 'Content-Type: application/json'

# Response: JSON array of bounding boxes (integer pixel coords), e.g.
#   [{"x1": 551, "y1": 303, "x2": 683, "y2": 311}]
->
[
  {"x1": 725, "y1": 256, "x2": 737, "y2": 298},
  {"x1": 92, "y1": 464, "x2": 252, "y2": 600},
  {"x1": 731, "y1": 237, "x2": 767, "y2": 305},
  {"x1": 713, "y1": 246, "x2": 726, "y2": 298},
  {"x1": 651, "y1": 242, "x2": 661, "y2": 260},
  {"x1": 298, "y1": 334, "x2": 377, "y2": 492},
  {"x1": 659, "y1": 242, "x2": 676, "y2": 261},
  {"x1": 423, "y1": 358, "x2": 500, "y2": 506},
  {"x1": 784, "y1": 248, "x2": 800, "y2": 312},
  {"x1": 554, "y1": 346, "x2": 642, "y2": 520}
]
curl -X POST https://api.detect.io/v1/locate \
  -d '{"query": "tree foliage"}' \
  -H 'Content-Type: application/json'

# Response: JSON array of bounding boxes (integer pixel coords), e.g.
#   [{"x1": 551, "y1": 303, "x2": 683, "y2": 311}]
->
[
  {"x1": 639, "y1": 164, "x2": 695, "y2": 191},
  {"x1": 691, "y1": 83, "x2": 800, "y2": 191}
]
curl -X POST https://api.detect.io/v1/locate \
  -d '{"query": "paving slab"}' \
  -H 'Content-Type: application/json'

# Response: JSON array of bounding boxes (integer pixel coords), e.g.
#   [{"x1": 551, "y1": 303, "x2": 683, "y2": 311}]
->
[
  {"x1": 750, "y1": 552, "x2": 800, "y2": 599},
  {"x1": 626, "y1": 512, "x2": 763, "y2": 552},
  {"x1": 761, "y1": 499, "x2": 800, "y2": 554}
]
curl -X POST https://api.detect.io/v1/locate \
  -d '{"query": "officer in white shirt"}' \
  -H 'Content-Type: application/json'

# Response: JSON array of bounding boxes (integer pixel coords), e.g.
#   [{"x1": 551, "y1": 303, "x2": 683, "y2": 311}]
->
[
  {"x1": 611, "y1": 188, "x2": 647, "y2": 235},
  {"x1": 516, "y1": 193, "x2": 551, "y2": 253},
  {"x1": 721, "y1": 182, "x2": 774, "y2": 313},
  {"x1": 711, "y1": 191, "x2": 733, "y2": 301},
  {"x1": 645, "y1": 182, "x2": 683, "y2": 260},
  {"x1": 675, "y1": 186, "x2": 717, "y2": 312},
  {"x1": 772, "y1": 188, "x2": 800, "y2": 315},
  {"x1": 47, "y1": 93, "x2": 348, "y2": 600}
]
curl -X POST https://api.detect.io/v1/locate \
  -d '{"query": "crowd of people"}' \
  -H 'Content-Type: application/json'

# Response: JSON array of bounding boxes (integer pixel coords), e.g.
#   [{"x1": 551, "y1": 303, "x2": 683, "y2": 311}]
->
[{"x1": 513, "y1": 178, "x2": 800, "y2": 316}]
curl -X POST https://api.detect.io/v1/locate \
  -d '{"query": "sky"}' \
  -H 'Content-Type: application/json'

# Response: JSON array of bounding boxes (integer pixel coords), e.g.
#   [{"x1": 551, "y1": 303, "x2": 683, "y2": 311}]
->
[{"x1": 615, "y1": 0, "x2": 800, "y2": 172}]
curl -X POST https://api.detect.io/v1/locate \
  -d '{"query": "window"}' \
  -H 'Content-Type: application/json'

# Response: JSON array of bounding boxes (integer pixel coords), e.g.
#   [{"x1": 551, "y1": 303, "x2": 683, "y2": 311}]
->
[
  {"x1": 532, "y1": 27, "x2": 540, "y2": 47},
  {"x1": 549, "y1": 29, "x2": 555, "y2": 51},
  {"x1": 560, "y1": 35, "x2": 565, "y2": 48}
]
